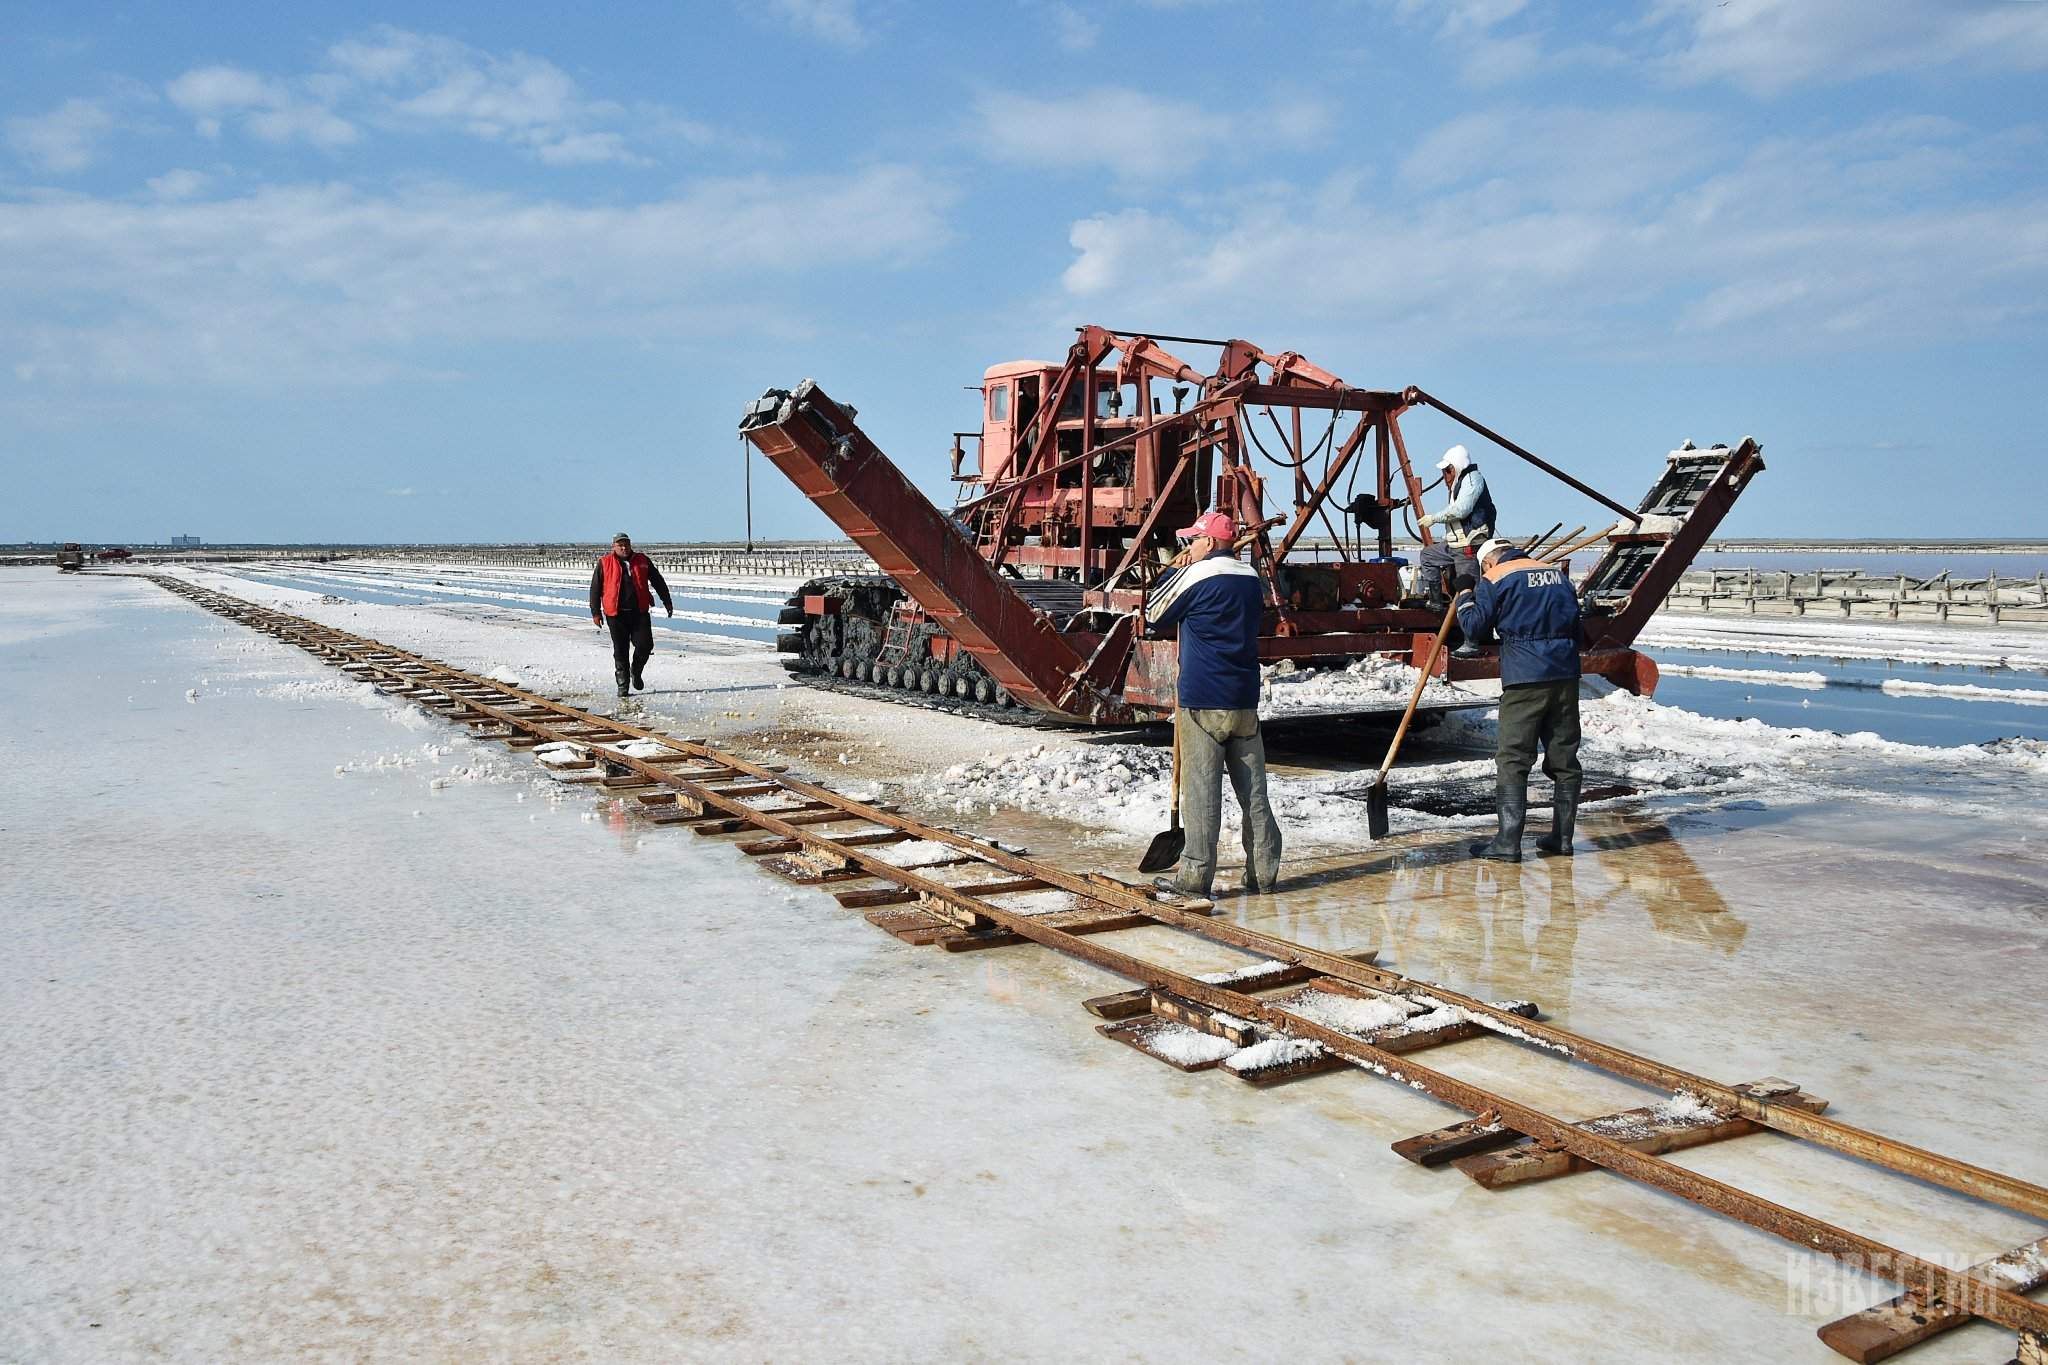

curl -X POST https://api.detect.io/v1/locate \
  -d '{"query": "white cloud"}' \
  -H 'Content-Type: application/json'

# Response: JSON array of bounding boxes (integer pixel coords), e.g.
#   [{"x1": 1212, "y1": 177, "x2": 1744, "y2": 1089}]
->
[
  {"x1": 146, "y1": 169, "x2": 211, "y2": 200},
  {"x1": 326, "y1": 34, "x2": 422, "y2": 85},
  {"x1": 1380, "y1": 0, "x2": 1585, "y2": 86},
  {"x1": 1053, "y1": 110, "x2": 2048, "y2": 354},
  {"x1": 329, "y1": 29, "x2": 638, "y2": 159},
  {"x1": 534, "y1": 131, "x2": 647, "y2": 167},
  {"x1": 1400, "y1": 106, "x2": 1713, "y2": 205},
  {"x1": 166, "y1": 63, "x2": 358, "y2": 149},
  {"x1": 972, "y1": 87, "x2": 1331, "y2": 183},
  {"x1": 6, "y1": 98, "x2": 117, "y2": 173},
  {"x1": 165, "y1": 65, "x2": 281, "y2": 114},
  {"x1": 1391, "y1": 0, "x2": 2048, "y2": 95},
  {"x1": 0, "y1": 166, "x2": 953, "y2": 387},
  {"x1": 1392, "y1": 0, "x2": 1530, "y2": 36},
  {"x1": 1049, "y1": 3, "x2": 1100, "y2": 51},
  {"x1": 1646, "y1": 0, "x2": 2048, "y2": 94},
  {"x1": 763, "y1": 0, "x2": 866, "y2": 49},
  {"x1": 385, "y1": 51, "x2": 579, "y2": 134},
  {"x1": 153, "y1": 28, "x2": 733, "y2": 167},
  {"x1": 246, "y1": 104, "x2": 359, "y2": 149},
  {"x1": 1062, "y1": 210, "x2": 1193, "y2": 295}
]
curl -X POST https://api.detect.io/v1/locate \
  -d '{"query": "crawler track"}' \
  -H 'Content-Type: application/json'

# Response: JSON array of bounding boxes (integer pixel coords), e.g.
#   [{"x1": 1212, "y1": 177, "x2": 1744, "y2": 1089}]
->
[{"x1": 150, "y1": 573, "x2": 2048, "y2": 1362}]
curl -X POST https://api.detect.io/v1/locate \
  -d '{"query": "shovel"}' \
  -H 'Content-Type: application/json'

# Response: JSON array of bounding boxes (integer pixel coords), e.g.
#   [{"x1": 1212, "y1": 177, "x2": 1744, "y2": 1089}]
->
[
  {"x1": 1138, "y1": 715, "x2": 1185, "y2": 874},
  {"x1": 1366, "y1": 598, "x2": 1460, "y2": 839}
]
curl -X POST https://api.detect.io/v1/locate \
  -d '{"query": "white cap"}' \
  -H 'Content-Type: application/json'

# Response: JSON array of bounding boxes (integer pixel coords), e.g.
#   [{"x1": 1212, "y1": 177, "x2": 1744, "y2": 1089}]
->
[
  {"x1": 1436, "y1": 443, "x2": 1469, "y2": 473},
  {"x1": 1475, "y1": 537, "x2": 1515, "y2": 564}
]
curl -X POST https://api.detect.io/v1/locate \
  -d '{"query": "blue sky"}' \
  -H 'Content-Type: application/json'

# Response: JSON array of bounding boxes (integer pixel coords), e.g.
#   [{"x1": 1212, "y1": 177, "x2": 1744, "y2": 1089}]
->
[{"x1": 3, "y1": 0, "x2": 2045, "y2": 543}]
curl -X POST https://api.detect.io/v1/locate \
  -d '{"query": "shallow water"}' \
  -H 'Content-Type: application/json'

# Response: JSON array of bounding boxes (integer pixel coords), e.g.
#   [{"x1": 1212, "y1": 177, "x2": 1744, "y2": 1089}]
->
[
  {"x1": 1648, "y1": 646, "x2": 2048, "y2": 747},
  {"x1": 222, "y1": 562, "x2": 785, "y2": 642}
]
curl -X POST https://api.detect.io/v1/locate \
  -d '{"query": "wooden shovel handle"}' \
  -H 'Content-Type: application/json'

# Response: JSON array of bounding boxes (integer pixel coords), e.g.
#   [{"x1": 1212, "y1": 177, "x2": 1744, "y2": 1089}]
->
[
  {"x1": 1168, "y1": 712, "x2": 1181, "y2": 824},
  {"x1": 1375, "y1": 598, "x2": 1460, "y2": 785}
]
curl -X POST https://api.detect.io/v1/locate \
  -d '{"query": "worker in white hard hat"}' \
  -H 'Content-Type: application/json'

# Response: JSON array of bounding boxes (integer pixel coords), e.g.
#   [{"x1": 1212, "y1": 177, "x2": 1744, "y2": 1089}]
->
[
  {"x1": 1454, "y1": 538, "x2": 1583, "y2": 862},
  {"x1": 1416, "y1": 444, "x2": 1498, "y2": 613}
]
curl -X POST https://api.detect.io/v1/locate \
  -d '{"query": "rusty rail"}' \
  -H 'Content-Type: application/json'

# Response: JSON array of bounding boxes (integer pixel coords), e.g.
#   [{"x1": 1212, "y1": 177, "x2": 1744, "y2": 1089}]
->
[{"x1": 145, "y1": 573, "x2": 2048, "y2": 1359}]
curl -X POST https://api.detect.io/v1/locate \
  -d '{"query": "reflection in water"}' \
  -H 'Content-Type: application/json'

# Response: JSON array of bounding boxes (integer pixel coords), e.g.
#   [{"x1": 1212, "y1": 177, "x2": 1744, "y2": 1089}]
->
[
  {"x1": 1586, "y1": 825, "x2": 1749, "y2": 958},
  {"x1": 1282, "y1": 816, "x2": 1752, "y2": 1014},
  {"x1": 602, "y1": 798, "x2": 644, "y2": 855}
]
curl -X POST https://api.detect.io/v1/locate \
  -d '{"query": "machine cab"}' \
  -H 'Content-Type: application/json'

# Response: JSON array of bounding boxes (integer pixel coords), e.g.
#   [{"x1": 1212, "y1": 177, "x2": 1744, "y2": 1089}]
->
[
  {"x1": 972, "y1": 361, "x2": 1151, "y2": 490},
  {"x1": 973, "y1": 360, "x2": 1055, "y2": 487}
]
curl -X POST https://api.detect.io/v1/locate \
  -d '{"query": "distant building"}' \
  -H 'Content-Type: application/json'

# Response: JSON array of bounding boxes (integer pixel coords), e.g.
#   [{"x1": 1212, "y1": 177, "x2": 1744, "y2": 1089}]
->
[{"x1": 169, "y1": 534, "x2": 202, "y2": 548}]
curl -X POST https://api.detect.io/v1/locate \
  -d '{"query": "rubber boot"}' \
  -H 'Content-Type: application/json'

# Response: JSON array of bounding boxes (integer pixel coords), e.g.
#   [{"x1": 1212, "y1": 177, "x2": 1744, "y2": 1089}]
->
[
  {"x1": 1469, "y1": 783, "x2": 1526, "y2": 862},
  {"x1": 1449, "y1": 618, "x2": 1483, "y2": 660},
  {"x1": 615, "y1": 668, "x2": 630, "y2": 698},
  {"x1": 631, "y1": 669, "x2": 646, "y2": 692},
  {"x1": 1535, "y1": 783, "x2": 1579, "y2": 857}
]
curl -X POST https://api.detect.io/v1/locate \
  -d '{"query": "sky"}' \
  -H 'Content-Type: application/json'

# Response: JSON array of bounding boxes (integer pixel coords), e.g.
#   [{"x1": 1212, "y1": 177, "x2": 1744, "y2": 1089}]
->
[{"x1": 3, "y1": 0, "x2": 2046, "y2": 544}]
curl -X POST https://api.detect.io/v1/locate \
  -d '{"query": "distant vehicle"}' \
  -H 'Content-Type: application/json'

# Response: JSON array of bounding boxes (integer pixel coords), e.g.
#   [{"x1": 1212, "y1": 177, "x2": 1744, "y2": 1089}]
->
[
  {"x1": 95, "y1": 546, "x2": 132, "y2": 562},
  {"x1": 56, "y1": 543, "x2": 85, "y2": 571}
]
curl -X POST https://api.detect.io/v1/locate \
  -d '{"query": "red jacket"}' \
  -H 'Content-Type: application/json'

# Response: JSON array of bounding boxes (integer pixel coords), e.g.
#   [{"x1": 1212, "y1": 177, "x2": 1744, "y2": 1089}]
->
[{"x1": 589, "y1": 552, "x2": 672, "y2": 618}]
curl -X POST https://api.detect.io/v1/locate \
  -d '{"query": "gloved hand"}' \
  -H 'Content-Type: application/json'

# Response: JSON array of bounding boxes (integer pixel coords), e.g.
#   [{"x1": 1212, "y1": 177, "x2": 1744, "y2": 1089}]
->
[
  {"x1": 665, "y1": 605, "x2": 674, "y2": 618},
  {"x1": 1452, "y1": 574, "x2": 1477, "y2": 596},
  {"x1": 1419, "y1": 512, "x2": 1440, "y2": 528},
  {"x1": 591, "y1": 613, "x2": 602, "y2": 628}
]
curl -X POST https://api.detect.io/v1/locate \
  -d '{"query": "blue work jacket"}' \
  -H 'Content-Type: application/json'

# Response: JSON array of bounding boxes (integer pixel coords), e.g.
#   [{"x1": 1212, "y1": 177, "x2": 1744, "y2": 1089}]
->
[
  {"x1": 1456, "y1": 554, "x2": 1582, "y2": 686},
  {"x1": 1147, "y1": 552, "x2": 1265, "y2": 709}
]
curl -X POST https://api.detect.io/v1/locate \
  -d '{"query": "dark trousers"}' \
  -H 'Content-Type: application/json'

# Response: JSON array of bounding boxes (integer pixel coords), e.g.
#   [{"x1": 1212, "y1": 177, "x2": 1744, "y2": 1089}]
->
[
  {"x1": 1419, "y1": 541, "x2": 1478, "y2": 598},
  {"x1": 606, "y1": 612, "x2": 653, "y2": 682},
  {"x1": 1497, "y1": 678, "x2": 1582, "y2": 801}
]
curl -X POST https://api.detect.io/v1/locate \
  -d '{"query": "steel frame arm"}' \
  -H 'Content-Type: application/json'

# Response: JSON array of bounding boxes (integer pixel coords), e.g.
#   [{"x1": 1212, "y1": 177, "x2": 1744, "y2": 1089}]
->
[{"x1": 1404, "y1": 386, "x2": 1643, "y2": 527}]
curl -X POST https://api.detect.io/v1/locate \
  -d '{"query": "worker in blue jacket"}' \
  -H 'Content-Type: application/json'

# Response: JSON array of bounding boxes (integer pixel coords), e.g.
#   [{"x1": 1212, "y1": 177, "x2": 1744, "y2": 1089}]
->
[
  {"x1": 1143, "y1": 510, "x2": 1283, "y2": 897},
  {"x1": 1454, "y1": 537, "x2": 1583, "y2": 861}
]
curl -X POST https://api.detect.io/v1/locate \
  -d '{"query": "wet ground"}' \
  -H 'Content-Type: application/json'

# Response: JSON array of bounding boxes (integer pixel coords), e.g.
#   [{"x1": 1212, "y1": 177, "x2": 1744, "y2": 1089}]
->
[{"x1": 4, "y1": 572, "x2": 2044, "y2": 1363}]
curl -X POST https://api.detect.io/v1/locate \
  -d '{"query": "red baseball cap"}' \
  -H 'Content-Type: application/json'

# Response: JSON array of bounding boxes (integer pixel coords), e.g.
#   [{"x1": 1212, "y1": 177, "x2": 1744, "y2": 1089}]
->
[{"x1": 1175, "y1": 510, "x2": 1235, "y2": 541}]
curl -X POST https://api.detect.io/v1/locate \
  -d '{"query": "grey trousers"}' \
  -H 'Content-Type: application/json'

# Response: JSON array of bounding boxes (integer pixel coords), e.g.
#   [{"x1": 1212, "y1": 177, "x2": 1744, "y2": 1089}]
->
[
  {"x1": 1418, "y1": 540, "x2": 1480, "y2": 594},
  {"x1": 1497, "y1": 679, "x2": 1583, "y2": 799},
  {"x1": 1174, "y1": 708, "x2": 1284, "y2": 895}
]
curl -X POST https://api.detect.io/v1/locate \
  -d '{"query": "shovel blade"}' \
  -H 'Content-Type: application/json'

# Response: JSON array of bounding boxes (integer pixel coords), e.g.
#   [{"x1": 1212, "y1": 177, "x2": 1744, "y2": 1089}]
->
[
  {"x1": 1138, "y1": 828, "x2": 1186, "y2": 874},
  {"x1": 1365, "y1": 780, "x2": 1391, "y2": 840}
]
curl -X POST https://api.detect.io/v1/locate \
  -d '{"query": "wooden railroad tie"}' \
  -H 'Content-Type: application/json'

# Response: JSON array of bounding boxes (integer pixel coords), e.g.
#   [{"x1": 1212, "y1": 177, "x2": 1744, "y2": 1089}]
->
[
  {"x1": 1448, "y1": 1079, "x2": 1826, "y2": 1188},
  {"x1": 1817, "y1": 1233, "x2": 2048, "y2": 1363},
  {"x1": 1096, "y1": 984, "x2": 1544, "y2": 1087}
]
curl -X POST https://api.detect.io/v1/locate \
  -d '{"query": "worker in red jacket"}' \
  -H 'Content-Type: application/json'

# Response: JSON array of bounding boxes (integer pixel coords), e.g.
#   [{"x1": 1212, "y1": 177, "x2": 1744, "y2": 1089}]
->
[{"x1": 588, "y1": 532, "x2": 674, "y2": 697}]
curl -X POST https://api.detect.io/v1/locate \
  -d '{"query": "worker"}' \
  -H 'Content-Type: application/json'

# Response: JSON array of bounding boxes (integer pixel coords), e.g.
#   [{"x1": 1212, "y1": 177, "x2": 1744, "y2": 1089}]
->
[
  {"x1": 1417, "y1": 444, "x2": 1497, "y2": 612},
  {"x1": 1143, "y1": 510, "x2": 1283, "y2": 897},
  {"x1": 588, "y1": 532, "x2": 674, "y2": 698},
  {"x1": 1454, "y1": 537, "x2": 1582, "y2": 861}
]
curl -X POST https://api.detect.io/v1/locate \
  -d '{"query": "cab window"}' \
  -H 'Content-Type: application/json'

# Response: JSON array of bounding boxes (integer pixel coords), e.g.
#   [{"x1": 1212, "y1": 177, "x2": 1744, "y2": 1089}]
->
[
  {"x1": 988, "y1": 384, "x2": 1010, "y2": 422},
  {"x1": 1057, "y1": 380, "x2": 1132, "y2": 420}
]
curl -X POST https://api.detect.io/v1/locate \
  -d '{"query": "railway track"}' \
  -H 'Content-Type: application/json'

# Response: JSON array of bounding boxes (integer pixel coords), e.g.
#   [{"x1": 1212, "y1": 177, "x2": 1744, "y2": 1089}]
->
[{"x1": 148, "y1": 574, "x2": 2048, "y2": 1363}]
